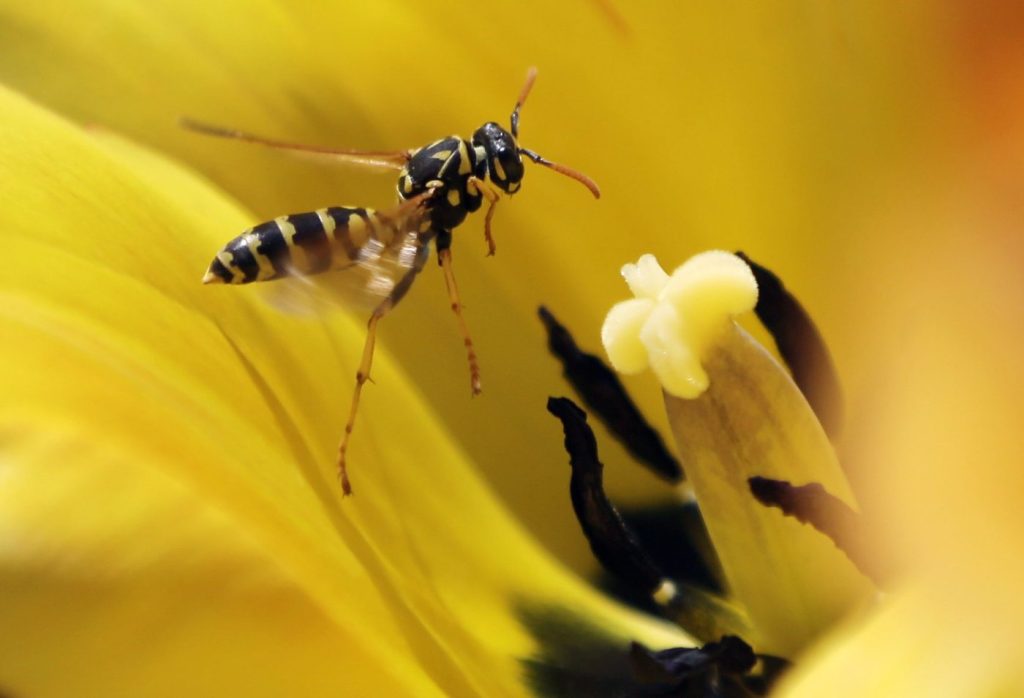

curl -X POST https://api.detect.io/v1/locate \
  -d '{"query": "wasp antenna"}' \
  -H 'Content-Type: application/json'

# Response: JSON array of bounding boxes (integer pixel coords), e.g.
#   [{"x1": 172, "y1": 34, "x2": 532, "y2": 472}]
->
[
  {"x1": 510, "y1": 66, "x2": 539, "y2": 138},
  {"x1": 180, "y1": 116, "x2": 236, "y2": 138},
  {"x1": 519, "y1": 147, "x2": 601, "y2": 199},
  {"x1": 180, "y1": 117, "x2": 286, "y2": 146}
]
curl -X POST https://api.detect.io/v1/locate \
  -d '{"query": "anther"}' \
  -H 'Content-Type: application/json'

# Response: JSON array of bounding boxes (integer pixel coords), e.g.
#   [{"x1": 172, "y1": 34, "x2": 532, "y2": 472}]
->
[
  {"x1": 736, "y1": 252, "x2": 844, "y2": 439},
  {"x1": 546, "y1": 397, "x2": 666, "y2": 592},
  {"x1": 629, "y1": 636, "x2": 757, "y2": 686},
  {"x1": 540, "y1": 307, "x2": 682, "y2": 482},
  {"x1": 547, "y1": 396, "x2": 750, "y2": 641},
  {"x1": 748, "y1": 477, "x2": 885, "y2": 584}
]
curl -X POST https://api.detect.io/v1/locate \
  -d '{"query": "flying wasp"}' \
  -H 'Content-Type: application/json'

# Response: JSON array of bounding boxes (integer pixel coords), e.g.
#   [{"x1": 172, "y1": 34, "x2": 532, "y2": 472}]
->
[{"x1": 187, "y1": 68, "x2": 600, "y2": 495}]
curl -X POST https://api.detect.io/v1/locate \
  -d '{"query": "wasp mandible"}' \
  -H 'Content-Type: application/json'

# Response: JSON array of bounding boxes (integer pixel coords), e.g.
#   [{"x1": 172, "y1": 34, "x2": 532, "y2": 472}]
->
[{"x1": 187, "y1": 67, "x2": 600, "y2": 495}]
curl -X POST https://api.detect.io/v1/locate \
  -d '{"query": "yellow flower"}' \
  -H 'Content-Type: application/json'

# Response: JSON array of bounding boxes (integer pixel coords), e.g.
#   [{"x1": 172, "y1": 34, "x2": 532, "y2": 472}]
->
[{"x1": 2, "y1": 1, "x2": 1021, "y2": 696}]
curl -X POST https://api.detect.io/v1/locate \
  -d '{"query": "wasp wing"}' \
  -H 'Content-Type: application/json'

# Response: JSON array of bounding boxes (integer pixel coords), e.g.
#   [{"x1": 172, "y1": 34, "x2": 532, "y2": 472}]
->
[
  {"x1": 182, "y1": 118, "x2": 412, "y2": 172},
  {"x1": 254, "y1": 197, "x2": 434, "y2": 316}
]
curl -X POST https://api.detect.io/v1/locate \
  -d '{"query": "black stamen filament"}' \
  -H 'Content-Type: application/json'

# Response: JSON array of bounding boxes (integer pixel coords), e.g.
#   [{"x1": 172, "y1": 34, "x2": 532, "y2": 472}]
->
[
  {"x1": 540, "y1": 306, "x2": 682, "y2": 482},
  {"x1": 737, "y1": 252, "x2": 844, "y2": 440},
  {"x1": 547, "y1": 397, "x2": 750, "y2": 642},
  {"x1": 547, "y1": 397, "x2": 665, "y2": 592},
  {"x1": 749, "y1": 477, "x2": 887, "y2": 584}
]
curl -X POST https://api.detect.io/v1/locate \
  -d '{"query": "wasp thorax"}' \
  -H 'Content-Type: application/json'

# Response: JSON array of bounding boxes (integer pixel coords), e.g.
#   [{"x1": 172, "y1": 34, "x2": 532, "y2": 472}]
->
[{"x1": 473, "y1": 122, "x2": 524, "y2": 194}]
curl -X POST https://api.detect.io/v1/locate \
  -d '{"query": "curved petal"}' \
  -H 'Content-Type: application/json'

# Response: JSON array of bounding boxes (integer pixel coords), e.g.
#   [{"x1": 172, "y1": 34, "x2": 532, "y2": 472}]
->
[
  {"x1": 0, "y1": 428, "x2": 426, "y2": 698},
  {"x1": 778, "y1": 585, "x2": 1024, "y2": 698},
  {"x1": 784, "y1": 219, "x2": 1024, "y2": 695}
]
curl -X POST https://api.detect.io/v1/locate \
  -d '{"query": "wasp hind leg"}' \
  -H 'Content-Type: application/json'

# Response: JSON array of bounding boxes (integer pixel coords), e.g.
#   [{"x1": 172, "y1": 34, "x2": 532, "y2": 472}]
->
[
  {"x1": 336, "y1": 311, "x2": 381, "y2": 496},
  {"x1": 336, "y1": 252, "x2": 427, "y2": 496},
  {"x1": 436, "y1": 233, "x2": 482, "y2": 396}
]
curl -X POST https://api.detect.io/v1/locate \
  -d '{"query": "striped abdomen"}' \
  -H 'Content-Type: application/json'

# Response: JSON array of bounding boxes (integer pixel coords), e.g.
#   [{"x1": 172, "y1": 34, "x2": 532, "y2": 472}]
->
[{"x1": 203, "y1": 207, "x2": 388, "y2": 284}]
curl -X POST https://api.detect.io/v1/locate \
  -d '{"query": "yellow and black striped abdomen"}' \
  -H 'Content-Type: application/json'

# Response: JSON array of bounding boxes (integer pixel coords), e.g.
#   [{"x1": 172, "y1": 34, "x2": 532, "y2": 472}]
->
[{"x1": 203, "y1": 207, "x2": 378, "y2": 285}]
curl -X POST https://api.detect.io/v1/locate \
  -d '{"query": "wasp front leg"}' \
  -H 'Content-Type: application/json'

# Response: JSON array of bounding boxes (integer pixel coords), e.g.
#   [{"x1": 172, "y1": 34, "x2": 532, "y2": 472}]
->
[
  {"x1": 436, "y1": 233, "x2": 482, "y2": 396},
  {"x1": 468, "y1": 175, "x2": 501, "y2": 256}
]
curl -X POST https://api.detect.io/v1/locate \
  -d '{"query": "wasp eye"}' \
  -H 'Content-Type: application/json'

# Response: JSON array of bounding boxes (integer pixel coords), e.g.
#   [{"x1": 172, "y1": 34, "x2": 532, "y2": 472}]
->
[
  {"x1": 492, "y1": 151, "x2": 525, "y2": 191},
  {"x1": 473, "y1": 122, "x2": 525, "y2": 194}
]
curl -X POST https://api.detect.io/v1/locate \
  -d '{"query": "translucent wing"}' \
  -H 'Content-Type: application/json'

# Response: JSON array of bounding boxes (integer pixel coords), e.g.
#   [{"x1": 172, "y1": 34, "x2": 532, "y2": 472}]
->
[
  {"x1": 251, "y1": 196, "x2": 435, "y2": 317},
  {"x1": 182, "y1": 118, "x2": 412, "y2": 172}
]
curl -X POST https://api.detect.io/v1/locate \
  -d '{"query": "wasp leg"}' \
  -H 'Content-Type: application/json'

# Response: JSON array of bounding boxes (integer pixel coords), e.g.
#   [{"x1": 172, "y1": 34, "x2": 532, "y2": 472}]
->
[
  {"x1": 337, "y1": 312, "x2": 381, "y2": 496},
  {"x1": 437, "y1": 244, "x2": 482, "y2": 396},
  {"x1": 180, "y1": 118, "x2": 411, "y2": 170},
  {"x1": 379, "y1": 187, "x2": 439, "y2": 225},
  {"x1": 337, "y1": 241, "x2": 430, "y2": 496},
  {"x1": 469, "y1": 176, "x2": 501, "y2": 256}
]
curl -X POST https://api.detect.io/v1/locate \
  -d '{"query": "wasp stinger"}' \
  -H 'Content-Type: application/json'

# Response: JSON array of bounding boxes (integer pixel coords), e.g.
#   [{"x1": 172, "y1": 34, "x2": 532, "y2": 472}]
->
[{"x1": 188, "y1": 67, "x2": 599, "y2": 495}]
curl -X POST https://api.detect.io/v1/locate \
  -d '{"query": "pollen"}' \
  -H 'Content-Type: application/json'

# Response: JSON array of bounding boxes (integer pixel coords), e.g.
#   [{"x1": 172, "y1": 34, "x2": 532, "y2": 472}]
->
[{"x1": 601, "y1": 251, "x2": 758, "y2": 399}]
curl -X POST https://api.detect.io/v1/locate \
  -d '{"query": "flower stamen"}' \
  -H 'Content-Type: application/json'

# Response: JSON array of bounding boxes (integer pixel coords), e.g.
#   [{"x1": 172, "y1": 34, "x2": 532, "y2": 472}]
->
[
  {"x1": 630, "y1": 635, "x2": 788, "y2": 695},
  {"x1": 540, "y1": 305, "x2": 681, "y2": 481},
  {"x1": 547, "y1": 396, "x2": 751, "y2": 642},
  {"x1": 737, "y1": 252, "x2": 844, "y2": 439},
  {"x1": 748, "y1": 477, "x2": 887, "y2": 584}
]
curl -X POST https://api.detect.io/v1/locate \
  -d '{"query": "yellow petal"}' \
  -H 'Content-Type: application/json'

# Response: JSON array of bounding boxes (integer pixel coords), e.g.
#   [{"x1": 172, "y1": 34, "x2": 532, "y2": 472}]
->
[
  {"x1": 791, "y1": 202, "x2": 1024, "y2": 695},
  {"x1": 0, "y1": 84, "x2": 431, "y2": 693},
  {"x1": 778, "y1": 585, "x2": 1024, "y2": 698},
  {"x1": 0, "y1": 428, "x2": 424, "y2": 698}
]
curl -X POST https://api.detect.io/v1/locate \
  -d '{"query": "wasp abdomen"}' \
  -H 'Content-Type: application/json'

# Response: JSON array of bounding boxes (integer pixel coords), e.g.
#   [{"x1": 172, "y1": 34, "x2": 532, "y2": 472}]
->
[{"x1": 203, "y1": 206, "x2": 380, "y2": 284}]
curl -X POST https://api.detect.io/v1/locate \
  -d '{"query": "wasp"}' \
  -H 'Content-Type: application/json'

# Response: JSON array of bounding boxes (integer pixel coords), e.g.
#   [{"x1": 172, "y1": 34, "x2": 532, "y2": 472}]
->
[{"x1": 186, "y1": 68, "x2": 599, "y2": 495}]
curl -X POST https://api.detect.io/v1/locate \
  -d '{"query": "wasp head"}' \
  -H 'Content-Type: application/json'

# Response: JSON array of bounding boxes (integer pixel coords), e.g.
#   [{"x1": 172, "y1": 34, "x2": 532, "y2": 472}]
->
[{"x1": 473, "y1": 122, "x2": 524, "y2": 194}]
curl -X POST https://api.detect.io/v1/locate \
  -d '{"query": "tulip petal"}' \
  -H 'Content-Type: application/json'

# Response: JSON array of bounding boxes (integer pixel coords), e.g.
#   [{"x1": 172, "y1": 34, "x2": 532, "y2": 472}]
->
[
  {"x1": 777, "y1": 585, "x2": 1024, "y2": 698},
  {"x1": 0, "y1": 428, "x2": 424, "y2": 698}
]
